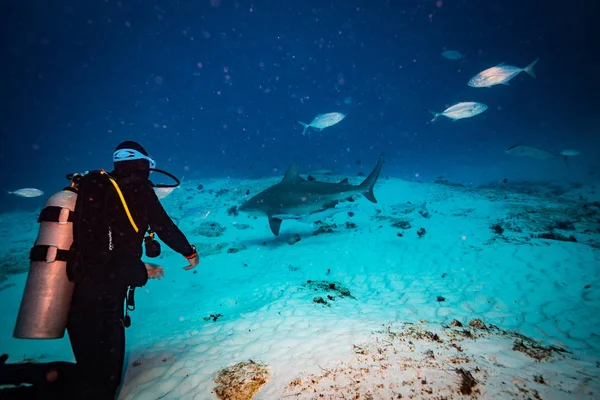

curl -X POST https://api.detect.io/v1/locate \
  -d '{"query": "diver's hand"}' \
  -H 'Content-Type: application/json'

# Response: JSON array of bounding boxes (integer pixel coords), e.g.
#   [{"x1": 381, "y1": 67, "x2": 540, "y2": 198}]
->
[
  {"x1": 145, "y1": 263, "x2": 165, "y2": 280},
  {"x1": 184, "y1": 254, "x2": 199, "y2": 271},
  {"x1": 183, "y1": 245, "x2": 199, "y2": 271}
]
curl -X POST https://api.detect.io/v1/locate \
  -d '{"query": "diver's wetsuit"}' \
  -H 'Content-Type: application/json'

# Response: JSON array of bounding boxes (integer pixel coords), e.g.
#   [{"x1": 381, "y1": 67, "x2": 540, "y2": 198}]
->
[{"x1": 0, "y1": 170, "x2": 195, "y2": 400}]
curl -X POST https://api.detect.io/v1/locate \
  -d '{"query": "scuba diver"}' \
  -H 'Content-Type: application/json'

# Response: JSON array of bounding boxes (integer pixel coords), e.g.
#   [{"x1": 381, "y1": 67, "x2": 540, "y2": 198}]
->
[{"x1": 0, "y1": 141, "x2": 199, "y2": 399}]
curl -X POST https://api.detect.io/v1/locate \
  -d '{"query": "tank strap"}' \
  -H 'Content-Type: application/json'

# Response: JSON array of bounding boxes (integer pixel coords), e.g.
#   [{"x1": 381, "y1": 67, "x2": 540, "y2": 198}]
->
[
  {"x1": 29, "y1": 245, "x2": 72, "y2": 263},
  {"x1": 37, "y1": 206, "x2": 75, "y2": 224}
]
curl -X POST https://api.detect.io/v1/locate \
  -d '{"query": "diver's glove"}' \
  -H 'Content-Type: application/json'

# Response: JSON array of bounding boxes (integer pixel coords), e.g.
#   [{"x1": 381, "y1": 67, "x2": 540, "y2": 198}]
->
[{"x1": 183, "y1": 245, "x2": 199, "y2": 271}]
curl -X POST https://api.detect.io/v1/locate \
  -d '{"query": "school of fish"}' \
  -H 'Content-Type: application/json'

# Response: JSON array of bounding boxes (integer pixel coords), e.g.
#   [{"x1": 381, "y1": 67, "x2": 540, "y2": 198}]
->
[{"x1": 8, "y1": 52, "x2": 579, "y2": 204}]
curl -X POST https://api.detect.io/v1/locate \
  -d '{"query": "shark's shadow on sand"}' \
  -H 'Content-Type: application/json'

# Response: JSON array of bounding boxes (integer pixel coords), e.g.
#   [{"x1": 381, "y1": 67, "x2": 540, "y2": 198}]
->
[{"x1": 238, "y1": 154, "x2": 385, "y2": 236}]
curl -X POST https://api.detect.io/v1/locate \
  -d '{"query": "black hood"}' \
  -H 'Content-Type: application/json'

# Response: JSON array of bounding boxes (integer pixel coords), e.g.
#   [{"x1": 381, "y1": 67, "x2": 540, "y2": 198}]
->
[{"x1": 112, "y1": 140, "x2": 151, "y2": 179}]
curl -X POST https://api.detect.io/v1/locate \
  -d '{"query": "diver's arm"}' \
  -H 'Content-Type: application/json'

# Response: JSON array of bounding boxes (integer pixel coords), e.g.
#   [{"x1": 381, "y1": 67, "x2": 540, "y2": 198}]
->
[{"x1": 146, "y1": 189, "x2": 195, "y2": 258}]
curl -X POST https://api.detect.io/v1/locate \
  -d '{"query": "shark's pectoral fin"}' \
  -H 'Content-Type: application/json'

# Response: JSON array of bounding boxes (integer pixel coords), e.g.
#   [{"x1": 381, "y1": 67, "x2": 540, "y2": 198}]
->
[
  {"x1": 338, "y1": 178, "x2": 349, "y2": 184},
  {"x1": 268, "y1": 215, "x2": 283, "y2": 236}
]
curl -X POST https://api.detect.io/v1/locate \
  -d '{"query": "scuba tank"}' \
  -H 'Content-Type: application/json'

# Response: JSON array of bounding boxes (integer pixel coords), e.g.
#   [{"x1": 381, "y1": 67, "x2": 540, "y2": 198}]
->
[
  {"x1": 13, "y1": 174, "x2": 82, "y2": 339},
  {"x1": 12, "y1": 168, "x2": 181, "y2": 339}
]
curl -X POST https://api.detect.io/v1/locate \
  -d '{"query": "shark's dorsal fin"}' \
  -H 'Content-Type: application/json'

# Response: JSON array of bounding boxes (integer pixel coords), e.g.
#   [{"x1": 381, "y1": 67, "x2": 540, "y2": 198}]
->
[
  {"x1": 282, "y1": 162, "x2": 302, "y2": 183},
  {"x1": 338, "y1": 178, "x2": 349, "y2": 184}
]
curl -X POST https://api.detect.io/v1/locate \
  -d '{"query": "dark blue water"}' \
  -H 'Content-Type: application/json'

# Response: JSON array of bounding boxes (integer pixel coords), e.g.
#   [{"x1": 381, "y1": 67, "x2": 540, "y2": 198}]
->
[{"x1": 1, "y1": 0, "x2": 598, "y2": 212}]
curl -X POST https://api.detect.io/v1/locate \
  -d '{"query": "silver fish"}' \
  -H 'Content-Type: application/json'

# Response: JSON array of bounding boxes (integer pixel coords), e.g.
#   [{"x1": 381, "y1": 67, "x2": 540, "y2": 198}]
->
[
  {"x1": 297, "y1": 112, "x2": 346, "y2": 134},
  {"x1": 504, "y1": 144, "x2": 556, "y2": 160},
  {"x1": 8, "y1": 188, "x2": 44, "y2": 198},
  {"x1": 172, "y1": 206, "x2": 211, "y2": 225},
  {"x1": 308, "y1": 169, "x2": 335, "y2": 176},
  {"x1": 153, "y1": 176, "x2": 185, "y2": 199},
  {"x1": 559, "y1": 149, "x2": 580, "y2": 157},
  {"x1": 505, "y1": 145, "x2": 581, "y2": 167},
  {"x1": 468, "y1": 58, "x2": 539, "y2": 88},
  {"x1": 427, "y1": 102, "x2": 487, "y2": 122},
  {"x1": 154, "y1": 177, "x2": 184, "y2": 199},
  {"x1": 559, "y1": 149, "x2": 580, "y2": 167},
  {"x1": 154, "y1": 186, "x2": 179, "y2": 199},
  {"x1": 441, "y1": 50, "x2": 464, "y2": 60}
]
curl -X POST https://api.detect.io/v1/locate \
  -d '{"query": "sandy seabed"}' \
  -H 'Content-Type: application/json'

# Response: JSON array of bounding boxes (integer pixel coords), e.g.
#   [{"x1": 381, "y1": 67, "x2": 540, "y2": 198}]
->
[{"x1": 1, "y1": 172, "x2": 599, "y2": 399}]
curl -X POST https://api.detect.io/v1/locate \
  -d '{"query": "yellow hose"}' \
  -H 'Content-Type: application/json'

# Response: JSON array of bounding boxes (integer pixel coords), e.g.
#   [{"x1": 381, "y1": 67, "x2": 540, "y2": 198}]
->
[{"x1": 101, "y1": 170, "x2": 140, "y2": 233}]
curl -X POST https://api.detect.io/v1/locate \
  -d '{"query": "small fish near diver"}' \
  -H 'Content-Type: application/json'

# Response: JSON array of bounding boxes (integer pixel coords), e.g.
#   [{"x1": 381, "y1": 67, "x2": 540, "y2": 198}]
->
[
  {"x1": 7, "y1": 188, "x2": 44, "y2": 198},
  {"x1": 238, "y1": 154, "x2": 384, "y2": 236},
  {"x1": 427, "y1": 102, "x2": 488, "y2": 122},
  {"x1": 296, "y1": 112, "x2": 346, "y2": 135},
  {"x1": 154, "y1": 176, "x2": 184, "y2": 199},
  {"x1": 468, "y1": 58, "x2": 539, "y2": 88},
  {"x1": 504, "y1": 144, "x2": 580, "y2": 166}
]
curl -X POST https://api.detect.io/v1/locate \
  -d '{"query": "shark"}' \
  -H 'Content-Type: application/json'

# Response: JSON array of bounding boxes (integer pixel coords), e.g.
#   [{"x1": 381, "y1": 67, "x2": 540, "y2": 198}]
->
[{"x1": 238, "y1": 154, "x2": 384, "y2": 236}]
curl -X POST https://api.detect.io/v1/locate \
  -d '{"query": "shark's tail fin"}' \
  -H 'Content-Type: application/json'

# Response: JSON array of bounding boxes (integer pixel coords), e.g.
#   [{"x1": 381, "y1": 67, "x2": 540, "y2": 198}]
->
[
  {"x1": 296, "y1": 120, "x2": 309, "y2": 134},
  {"x1": 359, "y1": 154, "x2": 384, "y2": 203}
]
